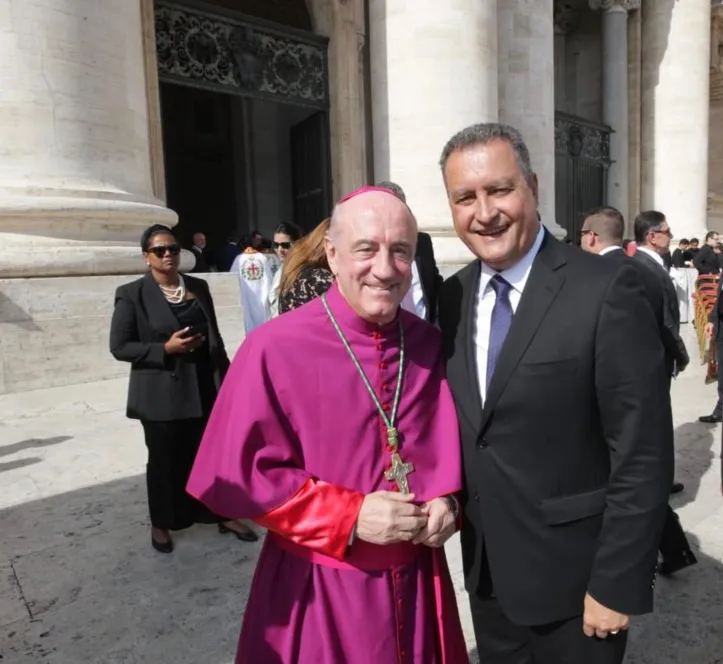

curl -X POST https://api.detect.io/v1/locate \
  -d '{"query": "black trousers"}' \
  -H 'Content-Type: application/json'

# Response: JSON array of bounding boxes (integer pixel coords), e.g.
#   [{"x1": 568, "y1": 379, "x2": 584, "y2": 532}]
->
[
  {"x1": 659, "y1": 505, "x2": 692, "y2": 559},
  {"x1": 141, "y1": 418, "x2": 224, "y2": 530},
  {"x1": 470, "y1": 596, "x2": 627, "y2": 664}
]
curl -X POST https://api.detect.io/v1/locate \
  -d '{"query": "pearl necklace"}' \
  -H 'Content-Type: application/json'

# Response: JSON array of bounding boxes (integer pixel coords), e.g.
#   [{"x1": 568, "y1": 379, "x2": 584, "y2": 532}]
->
[{"x1": 158, "y1": 275, "x2": 186, "y2": 304}]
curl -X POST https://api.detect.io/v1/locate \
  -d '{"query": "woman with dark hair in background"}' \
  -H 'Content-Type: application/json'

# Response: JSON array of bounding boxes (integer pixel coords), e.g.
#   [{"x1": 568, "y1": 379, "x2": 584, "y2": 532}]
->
[
  {"x1": 278, "y1": 218, "x2": 334, "y2": 314},
  {"x1": 109, "y1": 224, "x2": 258, "y2": 553},
  {"x1": 267, "y1": 222, "x2": 303, "y2": 319}
]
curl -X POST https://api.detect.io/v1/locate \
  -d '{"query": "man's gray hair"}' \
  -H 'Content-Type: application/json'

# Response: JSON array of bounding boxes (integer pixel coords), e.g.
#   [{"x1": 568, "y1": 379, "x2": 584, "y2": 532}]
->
[
  {"x1": 375, "y1": 181, "x2": 406, "y2": 203},
  {"x1": 439, "y1": 123, "x2": 534, "y2": 183}
]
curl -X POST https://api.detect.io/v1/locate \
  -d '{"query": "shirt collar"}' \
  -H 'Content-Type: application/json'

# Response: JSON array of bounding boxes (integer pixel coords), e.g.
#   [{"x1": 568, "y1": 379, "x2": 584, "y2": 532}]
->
[
  {"x1": 599, "y1": 245, "x2": 623, "y2": 256},
  {"x1": 479, "y1": 223, "x2": 545, "y2": 297},
  {"x1": 637, "y1": 246, "x2": 665, "y2": 268}
]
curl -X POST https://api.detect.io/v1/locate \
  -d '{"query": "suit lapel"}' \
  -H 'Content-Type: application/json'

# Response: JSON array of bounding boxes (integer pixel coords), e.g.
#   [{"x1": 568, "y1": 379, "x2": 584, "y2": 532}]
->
[
  {"x1": 479, "y1": 234, "x2": 567, "y2": 431},
  {"x1": 451, "y1": 261, "x2": 484, "y2": 429},
  {"x1": 141, "y1": 272, "x2": 181, "y2": 335}
]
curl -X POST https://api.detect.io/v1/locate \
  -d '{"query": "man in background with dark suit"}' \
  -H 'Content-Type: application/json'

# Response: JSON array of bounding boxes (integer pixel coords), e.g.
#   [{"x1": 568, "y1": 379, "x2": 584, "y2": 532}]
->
[
  {"x1": 581, "y1": 207, "x2": 697, "y2": 576},
  {"x1": 692, "y1": 230, "x2": 721, "y2": 275},
  {"x1": 671, "y1": 238, "x2": 690, "y2": 268},
  {"x1": 190, "y1": 231, "x2": 213, "y2": 273},
  {"x1": 438, "y1": 123, "x2": 672, "y2": 664},
  {"x1": 375, "y1": 181, "x2": 443, "y2": 322},
  {"x1": 632, "y1": 212, "x2": 690, "y2": 382}
]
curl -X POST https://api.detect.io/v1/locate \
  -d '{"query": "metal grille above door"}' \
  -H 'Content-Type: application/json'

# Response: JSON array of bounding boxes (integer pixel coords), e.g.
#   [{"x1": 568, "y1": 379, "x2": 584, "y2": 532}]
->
[
  {"x1": 155, "y1": 0, "x2": 330, "y2": 110},
  {"x1": 554, "y1": 113, "x2": 611, "y2": 244}
]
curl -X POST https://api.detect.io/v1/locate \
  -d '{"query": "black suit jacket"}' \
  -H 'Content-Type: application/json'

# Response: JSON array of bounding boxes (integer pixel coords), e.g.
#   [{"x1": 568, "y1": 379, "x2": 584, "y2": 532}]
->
[
  {"x1": 670, "y1": 248, "x2": 687, "y2": 268},
  {"x1": 632, "y1": 250, "x2": 689, "y2": 372},
  {"x1": 692, "y1": 244, "x2": 720, "y2": 275},
  {"x1": 415, "y1": 232, "x2": 443, "y2": 323},
  {"x1": 109, "y1": 273, "x2": 230, "y2": 421},
  {"x1": 190, "y1": 246, "x2": 212, "y2": 273},
  {"x1": 603, "y1": 249, "x2": 681, "y2": 378},
  {"x1": 216, "y1": 243, "x2": 241, "y2": 272},
  {"x1": 439, "y1": 233, "x2": 673, "y2": 626}
]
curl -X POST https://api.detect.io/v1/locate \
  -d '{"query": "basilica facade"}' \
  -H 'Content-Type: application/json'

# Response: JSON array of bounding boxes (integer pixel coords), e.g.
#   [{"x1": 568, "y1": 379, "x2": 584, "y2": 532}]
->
[
  {"x1": 0, "y1": 0, "x2": 718, "y2": 392},
  {"x1": 0, "y1": 0, "x2": 718, "y2": 277}
]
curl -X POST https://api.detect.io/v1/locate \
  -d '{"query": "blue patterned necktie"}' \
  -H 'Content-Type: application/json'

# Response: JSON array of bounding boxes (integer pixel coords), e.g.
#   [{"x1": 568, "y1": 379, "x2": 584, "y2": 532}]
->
[{"x1": 486, "y1": 274, "x2": 514, "y2": 393}]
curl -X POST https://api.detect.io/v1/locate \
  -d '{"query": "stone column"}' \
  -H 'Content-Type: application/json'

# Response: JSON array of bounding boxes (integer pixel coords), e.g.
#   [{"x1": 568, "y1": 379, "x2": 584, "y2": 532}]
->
[
  {"x1": 627, "y1": 5, "x2": 642, "y2": 232},
  {"x1": 0, "y1": 0, "x2": 177, "y2": 278},
  {"x1": 368, "y1": 0, "x2": 498, "y2": 266},
  {"x1": 309, "y1": 0, "x2": 368, "y2": 200},
  {"x1": 498, "y1": 0, "x2": 565, "y2": 239},
  {"x1": 641, "y1": 0, "x2": 711, "y2": 239},
  {"x1": 591, "y1": 0, "x2": 639, "y2": 223}
]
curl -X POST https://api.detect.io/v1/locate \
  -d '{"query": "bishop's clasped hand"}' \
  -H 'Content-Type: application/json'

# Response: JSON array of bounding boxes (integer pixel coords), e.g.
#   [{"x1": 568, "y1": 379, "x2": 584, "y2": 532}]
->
[{"x1": 355, "y1": 491, "x2": 456, "y2": 547}]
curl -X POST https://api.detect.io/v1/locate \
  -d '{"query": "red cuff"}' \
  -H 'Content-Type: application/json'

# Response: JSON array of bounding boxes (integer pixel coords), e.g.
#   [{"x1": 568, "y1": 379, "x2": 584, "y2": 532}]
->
[{"x1": 254, "y1": 478, "x2": 364, "y2": 561}]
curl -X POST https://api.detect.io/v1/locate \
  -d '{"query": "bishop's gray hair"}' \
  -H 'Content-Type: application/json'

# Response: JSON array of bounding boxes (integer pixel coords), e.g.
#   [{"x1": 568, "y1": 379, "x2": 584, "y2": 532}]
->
[
  {"x1": 375, "y1": 181, "x2": 407, "y2": 203},
  {"x1": 439, "y1": 123, "x2": 534, "y2": 184}
]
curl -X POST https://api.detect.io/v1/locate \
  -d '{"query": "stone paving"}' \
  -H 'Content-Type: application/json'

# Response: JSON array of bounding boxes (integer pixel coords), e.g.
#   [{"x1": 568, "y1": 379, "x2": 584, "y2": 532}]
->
[{"x1": 0, "y1": 326, "x2": 721, "y2": 663}]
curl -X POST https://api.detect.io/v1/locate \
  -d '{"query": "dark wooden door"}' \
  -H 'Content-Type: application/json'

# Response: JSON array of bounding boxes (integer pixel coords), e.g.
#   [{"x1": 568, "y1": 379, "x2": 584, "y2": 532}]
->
[{"x1": 290, "y1": 111, "x2": 332, "y2": 233}]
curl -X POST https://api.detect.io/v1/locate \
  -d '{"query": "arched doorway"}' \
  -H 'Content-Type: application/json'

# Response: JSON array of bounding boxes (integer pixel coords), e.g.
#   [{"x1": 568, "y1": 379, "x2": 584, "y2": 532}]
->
[{"x1": 154, "y1": 0, "x2": 332, "y2": 256}]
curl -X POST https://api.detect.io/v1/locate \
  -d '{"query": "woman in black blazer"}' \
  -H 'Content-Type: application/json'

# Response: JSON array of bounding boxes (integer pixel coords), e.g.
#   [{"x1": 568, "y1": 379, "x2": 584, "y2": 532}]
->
[{"x1": 110, "y1": 224, "x2": 257, "y2": 553}]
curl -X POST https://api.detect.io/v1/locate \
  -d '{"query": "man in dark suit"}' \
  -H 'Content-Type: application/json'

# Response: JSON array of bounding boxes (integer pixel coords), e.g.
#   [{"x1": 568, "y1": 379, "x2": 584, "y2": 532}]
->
[
  {"x1": 581, "y1": 207, "x2": 697, "y2": 576},
  {"x1": 376, "y1": 181, "x2": 443, "y2": 322},
  {"x1": 671, "y1": 238, "x2": 690, "y2": 268},
  {"x1": 438, "y1": 123, "x2": 673, "y2": 664},
  {"x1": 216, "y1": 236, "x2": 241, "y2": 272},
  {"x1": 190, "y1": 231, "x2": 213, "y2": 273},
  {"x1": 631, "y1": 211, "x2": 690, "y2": 381},
  {"x1": 692, "y1": 230, "x2": 721, "y2": 275}
]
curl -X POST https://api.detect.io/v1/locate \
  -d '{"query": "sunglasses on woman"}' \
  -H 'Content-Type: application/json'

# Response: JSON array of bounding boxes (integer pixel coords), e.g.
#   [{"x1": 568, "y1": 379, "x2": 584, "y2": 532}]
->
[
  {"x1": 148, "y1": 244, "x2": 181, "y2": 258},
  {"x1": 273, "y1": 241, "x2": 292, "y2": 250}
]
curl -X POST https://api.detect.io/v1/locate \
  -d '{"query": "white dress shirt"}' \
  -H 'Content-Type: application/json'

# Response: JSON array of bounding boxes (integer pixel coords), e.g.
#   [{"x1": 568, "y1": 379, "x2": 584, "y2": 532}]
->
[
  {"x1": 599, "y1": 245, "x2": 622, "y2": 256},
  {"x1": 401, "y1": 261, "x2": 427, "y2": 320},
  {"x1": 475, "y1": 224, "x2": 545, "y2": 405}
]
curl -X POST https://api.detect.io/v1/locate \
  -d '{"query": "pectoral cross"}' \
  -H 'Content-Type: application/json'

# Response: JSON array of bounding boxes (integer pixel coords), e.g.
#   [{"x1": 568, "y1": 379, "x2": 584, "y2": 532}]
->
[{"x1": 385, "y1": 452, "x2": 415, "y2": 495}]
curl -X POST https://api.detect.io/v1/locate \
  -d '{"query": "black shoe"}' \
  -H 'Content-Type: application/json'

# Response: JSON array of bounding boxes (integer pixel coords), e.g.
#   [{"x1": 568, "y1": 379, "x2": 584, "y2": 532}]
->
[
  {"x1": 218, "y1": 522, "x2": 259, "y2": 542},
  {"x1": 670, "y1": 482, "x2": 685, "y2": 495},
  {"x1": 151, "y1": 536, "x2": 174, "y2": 554},
  {"x1": 658, "y1": 549, "x2": 698, "y2": 576},
  {"x1": 698, "y1": 414, "x2": 722, "y2": 424}
]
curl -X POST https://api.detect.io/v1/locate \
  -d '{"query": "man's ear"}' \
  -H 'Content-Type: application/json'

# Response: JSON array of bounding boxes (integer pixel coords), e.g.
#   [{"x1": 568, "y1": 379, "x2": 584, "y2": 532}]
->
[
  {"x1": 530, "y1": 173, "x2": 539, "y2": 205},
  {"x1": 324, "y1": 237, "x2": 338, "y2": 276}
]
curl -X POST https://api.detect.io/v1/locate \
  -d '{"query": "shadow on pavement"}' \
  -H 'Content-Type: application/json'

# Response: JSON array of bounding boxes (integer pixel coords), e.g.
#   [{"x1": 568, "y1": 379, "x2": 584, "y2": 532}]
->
[
  {"x1": 0, "y1": 474, "x2": 260, "y2": 664},
  {"x1": 0, "y1": 470, "x2": 720, "y2": 663},
  {"x1": 627, "y1": 534, "x2": 723, "y2": 664},
  {"x1": 0, "y1": 436, "x2": 73, "y2": 460},
  {"x1": 672, "y1": 421, "x2": 716, "y2": 509}
]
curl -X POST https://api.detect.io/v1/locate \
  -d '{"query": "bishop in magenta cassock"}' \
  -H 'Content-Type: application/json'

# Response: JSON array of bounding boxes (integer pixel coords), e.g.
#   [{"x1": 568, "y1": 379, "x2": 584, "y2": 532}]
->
[{"x1": 187, "y1": 186, "x2": 468, "y2": 663}]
